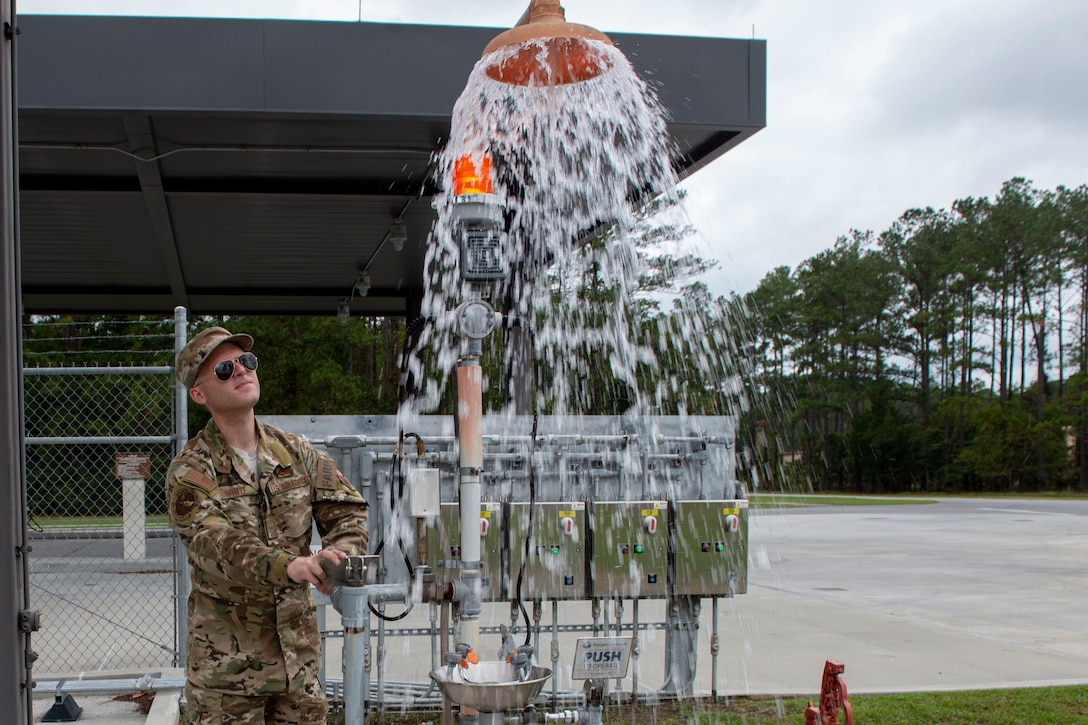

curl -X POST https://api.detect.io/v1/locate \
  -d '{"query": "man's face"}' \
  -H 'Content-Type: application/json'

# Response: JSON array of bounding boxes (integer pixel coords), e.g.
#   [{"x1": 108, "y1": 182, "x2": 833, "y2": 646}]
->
[{"x1": 188, "y1": 342, "x2": 261, "y2": 413}]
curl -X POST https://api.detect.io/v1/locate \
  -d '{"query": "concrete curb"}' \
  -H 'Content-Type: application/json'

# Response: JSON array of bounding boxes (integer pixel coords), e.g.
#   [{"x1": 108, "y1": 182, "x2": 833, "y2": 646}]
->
[{"x1": 146, "y1": 690, "x2": 180, "y2": 725}]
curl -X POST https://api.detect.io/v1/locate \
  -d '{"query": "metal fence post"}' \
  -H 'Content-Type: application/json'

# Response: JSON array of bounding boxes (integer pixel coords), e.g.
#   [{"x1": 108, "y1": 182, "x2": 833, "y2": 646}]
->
[{"x1": 173, "y1": 306, "x2": 189, "y2": 669}]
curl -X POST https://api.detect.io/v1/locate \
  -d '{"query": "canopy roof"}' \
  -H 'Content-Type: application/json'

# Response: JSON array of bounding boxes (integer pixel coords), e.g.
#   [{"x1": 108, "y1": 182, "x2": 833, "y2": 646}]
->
[{"x1": 16, "y1": 14, "x2": 765, "y2": 317}]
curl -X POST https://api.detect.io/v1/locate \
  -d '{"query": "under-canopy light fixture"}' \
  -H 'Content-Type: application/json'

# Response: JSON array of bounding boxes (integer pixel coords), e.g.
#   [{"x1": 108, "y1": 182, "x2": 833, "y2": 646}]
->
[
  {"x1": 354, "y1": 273, "x2": 371, "y2": 297},
  {"x1": 481, "y1": 0, "x2": 614, "y2": 86},
  {"x1": 336, "y1": 272, "x2": 370, "y2": 321},
  {"x1": 389, "y1": 219, "x2": 408, "y2": 251}
]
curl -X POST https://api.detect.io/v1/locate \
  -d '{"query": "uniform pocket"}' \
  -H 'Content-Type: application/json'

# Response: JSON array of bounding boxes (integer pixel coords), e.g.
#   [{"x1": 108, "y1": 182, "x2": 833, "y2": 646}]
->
[
  {"x1": 183, "y1": 684, "x2": 222, "y2": 725},
  {"x1": 266, "y1": 475, "x2": 312, "y2": 541}
]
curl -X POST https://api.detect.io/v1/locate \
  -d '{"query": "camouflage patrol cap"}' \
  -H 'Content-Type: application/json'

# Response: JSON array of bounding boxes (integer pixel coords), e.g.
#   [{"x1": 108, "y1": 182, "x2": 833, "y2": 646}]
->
[{"x1": 176, "y1": 326, "x2": 254, "y2": 388}]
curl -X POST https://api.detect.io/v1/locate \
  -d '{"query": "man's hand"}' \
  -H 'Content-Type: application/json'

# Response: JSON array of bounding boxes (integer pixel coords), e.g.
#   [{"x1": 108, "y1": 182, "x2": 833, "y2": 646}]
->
[{"x1": 287, "y1": 549, "x2": 346, "y2": 595}]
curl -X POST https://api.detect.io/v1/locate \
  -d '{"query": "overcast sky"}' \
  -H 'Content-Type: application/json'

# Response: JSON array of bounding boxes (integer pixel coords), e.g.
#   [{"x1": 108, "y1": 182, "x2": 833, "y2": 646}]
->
[{"x1": 19, "y1": 0, "x2": 1088, "y2": 297}]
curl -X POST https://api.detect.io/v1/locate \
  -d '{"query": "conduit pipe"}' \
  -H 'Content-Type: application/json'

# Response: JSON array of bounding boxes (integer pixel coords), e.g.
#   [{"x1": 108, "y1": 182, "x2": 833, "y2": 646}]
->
[{"x1": 455, "y1": 359, "x2": 485, "y2": 663}]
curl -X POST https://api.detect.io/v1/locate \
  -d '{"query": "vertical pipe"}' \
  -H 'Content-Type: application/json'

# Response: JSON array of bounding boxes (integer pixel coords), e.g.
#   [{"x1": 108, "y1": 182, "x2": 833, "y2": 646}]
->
[
  {"x1": 601, "y1": 601, "x2": 611, "y2": 703},
  {"x1": 335, "y1": 587, "x2": 370, "y2": 725},
  {"x1": 455, "y1": 361, "x2": 483, "y2": 657},
  {"x1": 550, "y1": 601, "x2": 559, "y2": 705},
  {"x1": 710, "y1": 597, "x2": 719, "y2": 699},
  {"x1": 429, "y1": 601, "x2": 439, "y2": 685},
  {"x1": 375, "y1": 470, "x2": 387, "y2": 579},
  {"x1": 172, "y1": 300, "x2": 188, "y2": 448},
  {"x1": 173, "y1": 306, "x2": 188, "y2": 455},
  {"x1": 0, "y1": 2, "x2": 29, "y2": 717},
  {"x1": 173, "y1": 307, "x2": 190, "y2": 668},
  {"x1": 376, "y1": 603, "x2": 386, "y2": 718},
  {"x1": 631, "y1": 599, "x2": 639, "y2": 705},
  {"x1": 533, "y1": 600, "x2": 542, "y2": 656},
  {"x1": 612, "y1": 599, "x2": 623, "y2": 698},
  {"x1": 344, "y1": 626, "x2": 367, "y2": 725},
  {"x1": 440, "y1": 601, "x2": 452, "y2": 725}
]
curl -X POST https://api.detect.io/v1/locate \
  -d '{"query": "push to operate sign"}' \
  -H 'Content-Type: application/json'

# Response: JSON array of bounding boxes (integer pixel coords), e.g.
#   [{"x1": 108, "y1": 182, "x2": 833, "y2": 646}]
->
[{"x1": 571, "y1": 637, "x2": 633, "y2": 680}]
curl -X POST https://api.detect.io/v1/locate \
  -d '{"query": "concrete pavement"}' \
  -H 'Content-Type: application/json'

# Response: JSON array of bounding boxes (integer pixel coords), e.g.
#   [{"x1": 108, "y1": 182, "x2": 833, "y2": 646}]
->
[
  {"x1": 32, "y1": 497, "x2": 1088, "y2": 722},
  {"x1": 736, "y1": 497, "x2": 1088, "y2": 694}
]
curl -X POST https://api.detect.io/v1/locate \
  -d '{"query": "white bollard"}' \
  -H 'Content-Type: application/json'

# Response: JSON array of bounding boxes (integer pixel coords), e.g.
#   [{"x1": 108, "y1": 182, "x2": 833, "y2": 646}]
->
[
  {"x1": 115, "y1": 453, "x2": 150, "y2": 561},
  {"x1": 122, "y1": 477, "x2": 147, "y2": 561}
]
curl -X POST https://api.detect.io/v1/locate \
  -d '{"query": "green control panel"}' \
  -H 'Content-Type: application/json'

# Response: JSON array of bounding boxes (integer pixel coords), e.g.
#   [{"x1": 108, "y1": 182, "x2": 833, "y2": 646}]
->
[
  {"x1": 670, "y1": 500, "x2": 748, "y2": 596},
  {"x1": 507, "y1": 501, "x2": 587, "y2": 601},
  {"x1": 589, "y1": 501, "x2": 669, "y2": 599}
]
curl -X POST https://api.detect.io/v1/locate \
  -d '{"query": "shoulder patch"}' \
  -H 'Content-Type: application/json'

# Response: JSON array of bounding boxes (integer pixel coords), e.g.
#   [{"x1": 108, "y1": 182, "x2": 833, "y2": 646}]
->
[
  {"x1": 182, "y1": 468, "x2": 218, "y2": 493},
  {"x1": 173, "y1": 489, "x2": 201, "y2": 521}
]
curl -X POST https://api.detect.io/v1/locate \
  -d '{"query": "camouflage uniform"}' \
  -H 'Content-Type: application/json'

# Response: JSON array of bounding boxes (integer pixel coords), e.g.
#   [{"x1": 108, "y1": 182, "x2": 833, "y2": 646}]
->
[{"x1": 166, "y1": 418, "x2": 369, "y2": 724}]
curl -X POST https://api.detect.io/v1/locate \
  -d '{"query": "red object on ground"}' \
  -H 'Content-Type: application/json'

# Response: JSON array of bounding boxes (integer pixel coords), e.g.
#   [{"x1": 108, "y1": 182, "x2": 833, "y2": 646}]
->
[{"x1": 804, "y1": 660, "x2": 853, "y2": 725}]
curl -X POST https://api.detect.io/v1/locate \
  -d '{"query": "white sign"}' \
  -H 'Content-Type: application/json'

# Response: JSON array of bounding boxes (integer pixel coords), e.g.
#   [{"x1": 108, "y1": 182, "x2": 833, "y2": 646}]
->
[{"x1": 570, "y1": 637, "x2": 633, "y2": 680}]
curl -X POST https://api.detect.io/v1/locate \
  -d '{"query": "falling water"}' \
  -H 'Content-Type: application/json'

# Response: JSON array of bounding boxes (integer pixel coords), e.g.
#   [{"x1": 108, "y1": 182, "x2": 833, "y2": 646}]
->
[
  {"x1": 403, "y1": 38, "x2": 741, "y2": 429},
  {"x1": 386, "y1": 38, "x2": 759, "y2": 701}
]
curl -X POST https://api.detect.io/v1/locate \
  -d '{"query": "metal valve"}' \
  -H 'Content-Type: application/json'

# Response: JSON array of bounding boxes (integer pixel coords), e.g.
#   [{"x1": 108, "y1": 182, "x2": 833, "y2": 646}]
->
[{"x1": 320, "y1": 554, "x2": 379, "y2": 587}]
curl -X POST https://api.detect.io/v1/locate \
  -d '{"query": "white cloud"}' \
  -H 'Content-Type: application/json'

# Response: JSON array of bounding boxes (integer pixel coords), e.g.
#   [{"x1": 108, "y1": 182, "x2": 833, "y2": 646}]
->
[{"x1": 685, "y1": 0, "x2": 1088, "y2": 296}]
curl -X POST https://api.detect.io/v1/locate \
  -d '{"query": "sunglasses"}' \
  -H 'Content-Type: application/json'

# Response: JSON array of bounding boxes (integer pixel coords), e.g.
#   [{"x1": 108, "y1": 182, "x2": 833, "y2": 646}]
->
[{"x1": 201, "y1": 352, "x2": 259, "y2": 383}]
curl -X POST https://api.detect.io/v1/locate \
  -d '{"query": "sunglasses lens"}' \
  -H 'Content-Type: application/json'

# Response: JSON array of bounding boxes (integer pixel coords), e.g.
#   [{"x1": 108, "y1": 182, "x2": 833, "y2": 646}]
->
[
  {"x1": 212, "y1": 353, "x2": 258, "y2": 381},
  {"x1": 213, "y1": 360, "x2": 234, "y2": 381}
]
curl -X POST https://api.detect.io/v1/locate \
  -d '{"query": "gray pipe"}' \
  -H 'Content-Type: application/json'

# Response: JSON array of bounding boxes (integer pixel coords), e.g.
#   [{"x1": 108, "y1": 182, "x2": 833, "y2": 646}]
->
[
  {"x1": 710, "y1": 597, "x2": 720, "y2": 699},
  {"x1": 329, "y1": 583, "x2": 408, "y2": 725},
  {"x1": 631, "y1": 600, "x2": 640, "y2": 704}
]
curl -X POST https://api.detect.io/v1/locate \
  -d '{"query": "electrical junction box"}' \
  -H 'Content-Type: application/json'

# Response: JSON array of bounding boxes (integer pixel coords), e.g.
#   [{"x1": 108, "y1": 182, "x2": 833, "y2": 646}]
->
[
  {"x1": 670, "y1": 500, "x2": 748, "y2": 597},
  {"x1": 507, "y1": 501, "x2": 586, "y2": 601},
  {"x1": 407, "y1": 468, "x2": 440, "y2": 518},
  {"x1": 424, "y1": 501, "x2": 503, "y2": 602},
  {"x1": 589, "y1": 501, "x2": 668, "y2": 599},
  {"x1": 460, "y1": 228, "x2": 506, "y2": 281}
]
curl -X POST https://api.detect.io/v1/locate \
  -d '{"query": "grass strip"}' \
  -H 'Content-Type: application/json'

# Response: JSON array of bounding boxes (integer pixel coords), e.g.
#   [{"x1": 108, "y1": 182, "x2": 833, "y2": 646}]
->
[
  {"x1": 609, "y1": 686, "x2": 1088, "y2": 724},
  {"x1": 751, "y1": 494, "x2": 938, "y2": 508}
]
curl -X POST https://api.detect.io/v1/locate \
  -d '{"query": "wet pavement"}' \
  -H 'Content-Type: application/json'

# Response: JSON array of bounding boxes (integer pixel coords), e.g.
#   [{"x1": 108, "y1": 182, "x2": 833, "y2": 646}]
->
[
  {"x1": 31, "y1": 497, "x2": 1088, "y2": 722},
  {"x1": 726, "y1": 497, "x2": 1088, "y2": 694}
]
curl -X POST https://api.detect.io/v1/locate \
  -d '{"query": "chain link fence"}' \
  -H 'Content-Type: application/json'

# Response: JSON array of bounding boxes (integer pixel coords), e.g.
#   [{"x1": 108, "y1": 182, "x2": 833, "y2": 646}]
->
[
  {"x1": 24, "y1": 317, "x2": 182, "y2": 674},
  {"x1": 19, "y1": 315, "x2": 743, "y2": 697}
]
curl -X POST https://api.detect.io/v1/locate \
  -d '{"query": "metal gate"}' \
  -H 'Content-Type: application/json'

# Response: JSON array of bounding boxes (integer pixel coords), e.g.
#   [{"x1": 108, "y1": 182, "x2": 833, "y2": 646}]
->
[{"x1": 23, "y1": 317, "x2": 181, "y2": 675}]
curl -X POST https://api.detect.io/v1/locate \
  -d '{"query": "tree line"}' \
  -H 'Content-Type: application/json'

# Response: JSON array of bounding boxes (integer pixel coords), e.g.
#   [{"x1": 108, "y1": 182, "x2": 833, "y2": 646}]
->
[
  {"x1": 738, "y1": 178, "x2": 1088, "y2": 493},
  {"x1": 22, "y1": 176, "x2": 1088, "y2": 502}
]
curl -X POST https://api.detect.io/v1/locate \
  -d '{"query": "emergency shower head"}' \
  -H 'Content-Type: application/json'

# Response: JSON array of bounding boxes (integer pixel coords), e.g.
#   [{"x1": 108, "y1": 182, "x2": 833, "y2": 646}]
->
[{"x1": 481, "y1": 0, "x2": 614, "y2": 86}]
